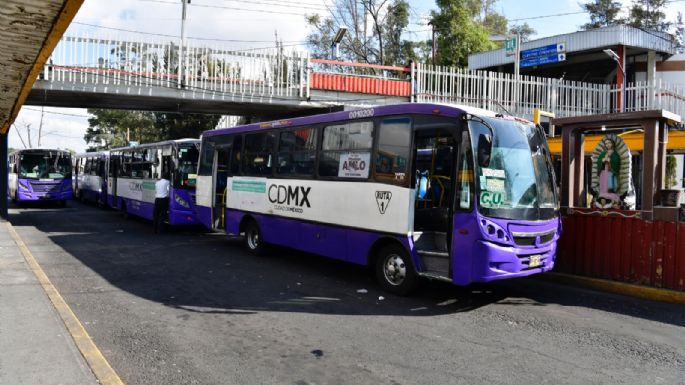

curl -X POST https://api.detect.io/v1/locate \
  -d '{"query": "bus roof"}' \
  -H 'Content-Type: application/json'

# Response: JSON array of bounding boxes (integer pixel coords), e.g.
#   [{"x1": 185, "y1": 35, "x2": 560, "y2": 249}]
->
[
  {"x1": 203, "y1": 103, "x2": 503, "y2": 138},
  {"x1": 10, "y1": 148, "x2": 71, "y2": 156},
  {"x1": 109, "y1": 138, "x2": 200, "y2": 152}
]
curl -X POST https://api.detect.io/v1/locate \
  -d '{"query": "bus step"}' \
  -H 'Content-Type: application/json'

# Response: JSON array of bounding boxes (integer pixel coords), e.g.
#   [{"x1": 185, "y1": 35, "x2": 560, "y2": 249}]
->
[
  {"x1": 417, "y1": 251, "x2": 450, "y2": 274},
  {"x1": 413, "y1": 231, "x2": 448, "y2": 252}
]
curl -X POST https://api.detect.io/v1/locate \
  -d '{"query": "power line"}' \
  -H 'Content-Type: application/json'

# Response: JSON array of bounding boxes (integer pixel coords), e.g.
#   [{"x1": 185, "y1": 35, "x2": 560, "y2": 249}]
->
[
  {"x1": 189, "y1": 1, "x2": 313, "y2": 17},
  {"x1": 70, "y1": 22, "x2": 306, "y2": 43},
  {"x1": 22, "y1": 107, "x2": 92, "y2": 118}
]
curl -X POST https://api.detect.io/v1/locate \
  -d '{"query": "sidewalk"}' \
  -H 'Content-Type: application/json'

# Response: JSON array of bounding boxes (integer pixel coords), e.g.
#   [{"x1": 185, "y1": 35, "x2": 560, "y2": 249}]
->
[{"x1": 0, "y1": 219, "x2": 98, "y2": 385}]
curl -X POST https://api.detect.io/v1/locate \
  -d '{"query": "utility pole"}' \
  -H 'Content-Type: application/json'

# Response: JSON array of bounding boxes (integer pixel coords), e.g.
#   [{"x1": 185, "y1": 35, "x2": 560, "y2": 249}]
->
[
  {"x1": 514, "y1": 32, "x2": 521, "y2": 78},
  {"x1": 178, "y1": 0, "x2": 189, "y2": 88}
]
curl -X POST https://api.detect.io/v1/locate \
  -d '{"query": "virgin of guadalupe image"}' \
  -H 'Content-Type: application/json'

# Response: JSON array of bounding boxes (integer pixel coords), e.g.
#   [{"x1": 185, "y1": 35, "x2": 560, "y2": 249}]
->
[
  {"x1": 589, "y1": 133, "x2": 634, "y2": 209},
  {"x1": 597, "y1": 138, "x2": 621, "y2": 202}
]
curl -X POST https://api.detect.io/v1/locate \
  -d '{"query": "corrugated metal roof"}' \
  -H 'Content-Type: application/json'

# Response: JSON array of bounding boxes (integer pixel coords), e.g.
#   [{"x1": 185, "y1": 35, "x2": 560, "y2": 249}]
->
[
  {"x1": 469, "y1": 25, "x2": 677, "y2": 70},
  {"x1": 0, "y1": 0, "x2": 83, "y2": 134}
]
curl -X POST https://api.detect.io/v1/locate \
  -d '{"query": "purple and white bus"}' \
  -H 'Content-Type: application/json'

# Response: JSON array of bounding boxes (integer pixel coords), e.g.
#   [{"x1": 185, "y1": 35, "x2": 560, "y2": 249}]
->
[
  {"x1": 8, "y1": 149, "x2": 73, "y2": 205},
  {"x1": 195, "y1": 103, "x2": 560, "y2": 294},
  {"x1": 109, "y1": 139, "x2": 201, "y2": 226},
  {"x1": 73, "y1": 151, "x2": 109, "y2": 206}
]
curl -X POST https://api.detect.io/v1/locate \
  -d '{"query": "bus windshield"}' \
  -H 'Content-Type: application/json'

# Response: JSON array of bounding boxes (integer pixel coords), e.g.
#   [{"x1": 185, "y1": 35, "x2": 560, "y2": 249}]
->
[
  {"x1": 175, "y1": 144, "x2": 199, "y2": 189},
  {"x1": 19, "y1": 152, "x2": 72, "y2": 179},
  {"x1": 469, "y1": 116, "x2": 557, "y2": 221}
]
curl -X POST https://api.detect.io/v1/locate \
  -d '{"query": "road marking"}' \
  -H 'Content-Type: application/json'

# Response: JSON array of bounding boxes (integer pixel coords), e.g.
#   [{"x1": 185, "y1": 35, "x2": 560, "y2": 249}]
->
[{"x1": 6, "y1": 222, "x2": 125, "y2": 385}]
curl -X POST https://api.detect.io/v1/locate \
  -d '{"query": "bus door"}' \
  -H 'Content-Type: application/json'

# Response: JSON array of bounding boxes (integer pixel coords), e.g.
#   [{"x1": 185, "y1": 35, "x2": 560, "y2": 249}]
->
[
  {"x1": 108, "y1": 155, "x2": 118, "y2": 206},
  {"x1": 213, "y1": 145, "x2": 231, "y2": 230},
  {"x1": 412, "y1": 126, "x2": 457, "y2": 277}
]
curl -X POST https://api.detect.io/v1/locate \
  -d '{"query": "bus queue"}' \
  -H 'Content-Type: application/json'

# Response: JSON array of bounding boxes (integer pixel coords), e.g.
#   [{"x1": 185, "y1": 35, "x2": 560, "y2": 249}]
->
[{"x1": 14, "y1": 103, "x2": 562, "y2": 294}]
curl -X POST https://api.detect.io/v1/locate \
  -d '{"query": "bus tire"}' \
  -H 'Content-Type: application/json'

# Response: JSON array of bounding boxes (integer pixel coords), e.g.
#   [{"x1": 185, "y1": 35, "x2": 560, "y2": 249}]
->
[
  {"x1": 375, "y1": 244, "x2": 419, "y2": 295},
  {"x1": 58, "y1": 200, "x2": 67, "y2": 208},
  {"x1": 244, "y1": 220, "x2": 267, "y2": 256}
]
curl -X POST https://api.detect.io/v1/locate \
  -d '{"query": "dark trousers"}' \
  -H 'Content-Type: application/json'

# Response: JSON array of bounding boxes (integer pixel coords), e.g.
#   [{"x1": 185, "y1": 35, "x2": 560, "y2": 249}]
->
[{"x1": 153, "y1": 197, "x2": 169, "y2": 233}]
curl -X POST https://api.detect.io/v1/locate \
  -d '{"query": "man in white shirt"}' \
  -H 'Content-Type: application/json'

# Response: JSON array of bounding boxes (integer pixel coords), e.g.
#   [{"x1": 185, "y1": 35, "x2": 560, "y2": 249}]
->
[{"x1": 153, "y1": 172, "x2": 171, "y2": 233}]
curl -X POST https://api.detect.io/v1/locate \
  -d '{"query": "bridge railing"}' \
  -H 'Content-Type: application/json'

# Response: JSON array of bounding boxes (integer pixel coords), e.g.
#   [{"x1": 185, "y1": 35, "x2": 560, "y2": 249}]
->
[
  {"x1": 42, "y1": 33, "x2": 309, "y2": 101},
  {"x1": 308, "y1": 59, "x2": 411, "y2": 97}
]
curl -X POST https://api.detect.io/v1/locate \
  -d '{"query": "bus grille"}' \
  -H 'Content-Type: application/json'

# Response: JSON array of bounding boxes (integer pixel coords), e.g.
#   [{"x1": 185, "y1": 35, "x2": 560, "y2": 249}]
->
[
  {"x1": 30, "y1": 182, "x2": 61, "y2": 193},
  {"x1": 512, "y1": 230, "x2": 555, "y2": 246}
]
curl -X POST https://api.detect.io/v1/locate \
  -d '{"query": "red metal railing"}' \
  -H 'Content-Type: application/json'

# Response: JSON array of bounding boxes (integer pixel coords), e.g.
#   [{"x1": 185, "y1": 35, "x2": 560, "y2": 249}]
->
[{"x1": 309, "y1": 59, "x2": 411, "y2": 97}]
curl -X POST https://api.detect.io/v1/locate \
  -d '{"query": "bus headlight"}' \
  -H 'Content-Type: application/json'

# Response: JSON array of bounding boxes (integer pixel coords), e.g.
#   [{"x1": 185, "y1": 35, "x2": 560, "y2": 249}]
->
[
  {"x1": 18, "y1": 181, "x2": 29, "y2": 190},
  {"x1": 174, "y1": 194, "x2": 190, "y2": 208}
]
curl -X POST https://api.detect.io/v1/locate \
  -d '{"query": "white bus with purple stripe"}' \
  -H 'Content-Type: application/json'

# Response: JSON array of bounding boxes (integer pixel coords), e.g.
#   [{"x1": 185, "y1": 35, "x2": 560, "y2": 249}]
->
[
  {"x1": 108, "y1": 139, "x2": 201, "y2": 226},
  {"x1": 195, "y1": 103, "x2": 561, "y2": 294},
  {"x1": 73, "y1": 151, "x2": 109, "y2": 206}
]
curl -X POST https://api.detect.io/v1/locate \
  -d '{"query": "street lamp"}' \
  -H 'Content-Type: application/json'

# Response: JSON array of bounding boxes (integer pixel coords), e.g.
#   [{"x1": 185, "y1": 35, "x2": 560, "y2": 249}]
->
[
  {"x1": 331, "y1": 27, "x2": 347, "y2": 60},
  {"x1": 603, "y1": 48, "x2": 625, "y2": 112}
]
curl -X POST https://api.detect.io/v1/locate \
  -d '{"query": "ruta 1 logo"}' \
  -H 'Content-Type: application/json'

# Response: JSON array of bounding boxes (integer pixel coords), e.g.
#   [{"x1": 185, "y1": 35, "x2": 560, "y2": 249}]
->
[{"x1": 375, "y1": 191, "x2": 392, "y2": 214}]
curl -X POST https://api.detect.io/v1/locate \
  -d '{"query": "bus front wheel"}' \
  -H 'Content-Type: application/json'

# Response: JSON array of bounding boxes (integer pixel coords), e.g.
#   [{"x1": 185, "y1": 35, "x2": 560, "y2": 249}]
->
[
  {"x1": 375, "y1": 244, "x2": 419, "y2": 295},
  {"x1": 244, "y1": 220, "x2": 267, "y2": 256}
]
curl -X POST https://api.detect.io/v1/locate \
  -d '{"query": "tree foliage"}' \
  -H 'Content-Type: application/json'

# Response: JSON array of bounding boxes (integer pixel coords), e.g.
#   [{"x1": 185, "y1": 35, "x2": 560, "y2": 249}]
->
[
  {"x1": 430, "y1": 0, "x2": 496, "y2": 67},
  {"x1": 627, "y1": 0, "x2": 670, "y2": 32},
  {"x1": 84, "y1": 109, "x2": 221, "y2": 151},
  {"x1": 509, "y1": 23, "x2": 536, "y2": 42},
  {"x1": 305, "y1": 0, "x2": 418, "y2": 65},
  {"x1": 580, "y1": 0, "x2": 623, "y2": 30}
]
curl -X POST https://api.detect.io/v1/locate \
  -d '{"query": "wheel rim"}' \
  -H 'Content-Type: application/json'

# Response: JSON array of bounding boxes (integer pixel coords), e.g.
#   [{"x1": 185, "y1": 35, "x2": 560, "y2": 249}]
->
[
  {"x1": 247, "y1": 227, "x2": 260, "y2": 250},
  {"x1": 383, "y1": 253, "x2": 406, "y2": 286}
]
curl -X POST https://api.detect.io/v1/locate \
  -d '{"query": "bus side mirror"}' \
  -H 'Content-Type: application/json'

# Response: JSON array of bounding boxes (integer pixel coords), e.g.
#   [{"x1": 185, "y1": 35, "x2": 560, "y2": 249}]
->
[{"x1": 477, "y1": 134, "x2": 492, "y2": 167}]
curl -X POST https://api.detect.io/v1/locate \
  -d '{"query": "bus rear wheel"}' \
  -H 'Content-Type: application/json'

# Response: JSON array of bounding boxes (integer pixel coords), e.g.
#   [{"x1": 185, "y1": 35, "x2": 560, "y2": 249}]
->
[
  {"x1": 244, "y1": 220, "x2": 267, "y2": 256},
  {"x1": 375, "y1": 244, "x2": 419, "y2": 295}
]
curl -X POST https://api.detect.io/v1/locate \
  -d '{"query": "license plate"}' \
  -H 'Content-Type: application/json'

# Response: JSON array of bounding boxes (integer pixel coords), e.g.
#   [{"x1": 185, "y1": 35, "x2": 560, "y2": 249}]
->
[{"x1": 529, "y1": 255, "x2": 541, "y2": 268}]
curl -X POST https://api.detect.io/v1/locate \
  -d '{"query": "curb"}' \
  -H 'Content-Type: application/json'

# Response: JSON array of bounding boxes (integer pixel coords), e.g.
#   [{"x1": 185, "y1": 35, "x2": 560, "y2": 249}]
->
[
  {"x1": 537, "y1": 272, "x2": 685, "y2": 305},
  {"x1": 5, "y1": 222, "x2": 125, "y2": 385}
]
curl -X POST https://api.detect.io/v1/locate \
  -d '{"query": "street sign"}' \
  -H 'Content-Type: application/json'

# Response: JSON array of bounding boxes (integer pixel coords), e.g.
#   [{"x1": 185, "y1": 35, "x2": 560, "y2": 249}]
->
[
  {"x1": 129, "y1": 141, "x2": 139, "y2": 147},
  {"x1": 520, "y1": 53, "x2": 567, "y2": 68},
  {"x1": 520, "y1": 42, "x2": 566, "y2": 60},
  {"x1": 505, "y1": 37, "x2": 517, "y2": 56}
]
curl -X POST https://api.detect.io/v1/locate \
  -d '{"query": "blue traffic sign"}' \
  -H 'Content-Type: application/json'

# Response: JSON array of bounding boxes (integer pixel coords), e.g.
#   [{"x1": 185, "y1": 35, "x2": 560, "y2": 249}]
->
[
  {"x1": 520, "y1": 43, "x2": 566, "y2": 60},
  {"x1": 520, "y1": 53, "x2": 567, "y2": 68}
]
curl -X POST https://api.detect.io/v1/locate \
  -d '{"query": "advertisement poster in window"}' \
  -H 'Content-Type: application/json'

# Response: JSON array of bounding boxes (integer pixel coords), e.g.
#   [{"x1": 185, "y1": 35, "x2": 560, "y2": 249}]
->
[{"x1": 338, "y1": 152, "x2": 370, "y2": 178}]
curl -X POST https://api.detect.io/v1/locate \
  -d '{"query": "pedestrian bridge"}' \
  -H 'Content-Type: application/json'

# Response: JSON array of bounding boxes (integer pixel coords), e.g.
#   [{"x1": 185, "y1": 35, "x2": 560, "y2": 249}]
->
[{"x1": 27, "y1": 32, "x2": 685, "y2": 120}]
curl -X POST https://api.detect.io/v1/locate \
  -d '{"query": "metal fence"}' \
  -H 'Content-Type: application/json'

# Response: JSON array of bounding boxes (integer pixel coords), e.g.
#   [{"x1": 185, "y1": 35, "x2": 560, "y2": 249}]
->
[
  {"x1": 412, "y1": 63, "x2": 611, "y2": 118},
  {"x1": 43, "y1": 33, "x2": 309, "y2": 100},
  {"x1": 413, "y1": 63, "x2": 685, "y2": 120}
]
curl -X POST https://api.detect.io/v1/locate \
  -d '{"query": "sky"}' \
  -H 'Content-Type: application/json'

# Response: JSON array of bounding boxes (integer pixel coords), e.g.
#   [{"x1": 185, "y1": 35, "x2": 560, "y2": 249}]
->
[{"x1": 9, "y1": 0, "x2": 685, "y2": 152}]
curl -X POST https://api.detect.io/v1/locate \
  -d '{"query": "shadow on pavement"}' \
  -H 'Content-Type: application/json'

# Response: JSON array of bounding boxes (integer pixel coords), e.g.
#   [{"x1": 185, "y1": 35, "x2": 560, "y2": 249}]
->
[
  {"x1": 9, "y1": 202, "x2": 685, "y2": 325},
  {"x1": 9, "y1": 203, "x2": 504, "y2": 317}
]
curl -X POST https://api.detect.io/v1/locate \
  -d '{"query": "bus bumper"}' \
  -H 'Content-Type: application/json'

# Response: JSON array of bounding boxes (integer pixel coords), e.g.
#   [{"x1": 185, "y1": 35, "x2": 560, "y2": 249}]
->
[{"x1": 469, "y1": 240, "x2": 557, "y2": 283}]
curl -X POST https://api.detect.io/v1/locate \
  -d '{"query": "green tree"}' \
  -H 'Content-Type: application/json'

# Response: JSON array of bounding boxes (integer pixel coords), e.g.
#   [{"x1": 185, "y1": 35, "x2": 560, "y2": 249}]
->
[
  {"x1": 627, "y1": 0, "x2": 670, "y2": 31},
  {"x1": 509, "y1": 23, "x2": 536, "y2": 42},
  {"x1": 305, "y1": 0, "x2": 417, "y2": 65},
  {"x1": 580, "y1": 0, "x2": 623, "y2": 30},
  {"x1": 430, "y1": 0, "x2": 496, "y2": 67},
  {"x1": 84, "y1": 109, "x2": 221, "y2": 151}
]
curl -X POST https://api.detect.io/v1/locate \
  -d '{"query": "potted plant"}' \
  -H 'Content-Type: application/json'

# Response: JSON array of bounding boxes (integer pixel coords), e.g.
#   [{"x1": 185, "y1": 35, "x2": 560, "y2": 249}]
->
[{"x1": 660, "y1": 154, "x2": 681, "y2": 206}]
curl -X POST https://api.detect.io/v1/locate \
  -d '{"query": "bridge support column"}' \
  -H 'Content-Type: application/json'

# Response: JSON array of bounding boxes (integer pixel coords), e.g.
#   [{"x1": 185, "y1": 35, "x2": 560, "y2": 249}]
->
[{"x1": 0, "y1": 132, "x2": 7, "y2": 220}]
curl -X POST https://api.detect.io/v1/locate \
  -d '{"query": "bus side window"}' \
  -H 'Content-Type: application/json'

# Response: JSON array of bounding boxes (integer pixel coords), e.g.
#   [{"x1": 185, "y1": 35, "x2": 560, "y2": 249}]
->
[
  {"x1": 277, "y1": 127, "x2": 317, "y2": 176},
  {"x1": 319, "y1": 121, "x2": 374, "y2": 178},
  {"x1": 456, "y1": 129, "x2": 474, "y2": 210},
  {"x1": 198, "y1": 139, "x2": 216, "y2": 176},
  {"x1": 231, "y1": 136, "x2": 242, "y2": 175},
  {"x1": 374, "y1": 117, "x2": 411, "y2": 186},
  {"x1": 242, "y1": 133, "x2": 273, "y2": 176}
]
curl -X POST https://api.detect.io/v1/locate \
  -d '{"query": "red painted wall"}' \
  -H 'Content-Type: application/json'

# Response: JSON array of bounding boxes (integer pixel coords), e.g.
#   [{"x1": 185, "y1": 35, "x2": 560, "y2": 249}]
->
[{"x1": 557, "y1": 212, "x2": 685, "y2": 291}]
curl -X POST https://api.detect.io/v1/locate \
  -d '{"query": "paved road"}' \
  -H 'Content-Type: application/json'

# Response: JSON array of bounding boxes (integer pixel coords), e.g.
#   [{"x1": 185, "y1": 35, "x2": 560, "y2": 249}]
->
[{"x1": 8, "y1": 202, "x2": 685, "y2": 385}]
